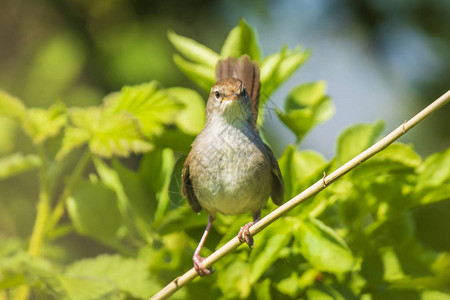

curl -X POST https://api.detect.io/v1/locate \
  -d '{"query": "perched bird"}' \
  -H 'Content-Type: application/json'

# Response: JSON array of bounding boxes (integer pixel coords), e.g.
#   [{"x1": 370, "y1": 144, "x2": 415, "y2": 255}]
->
[{"x1": 182, "y1": 55, "x2": 284, "y2": 275}]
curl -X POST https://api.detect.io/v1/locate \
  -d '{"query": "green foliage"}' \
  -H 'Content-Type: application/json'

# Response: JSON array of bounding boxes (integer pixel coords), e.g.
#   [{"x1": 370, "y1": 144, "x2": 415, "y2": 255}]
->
[
  {"x1": 277, "y1": 81, "x2": 334, "y2": 142},
  {"x1": 0, "y1": 20, "x2": 449, "y2": 300}
]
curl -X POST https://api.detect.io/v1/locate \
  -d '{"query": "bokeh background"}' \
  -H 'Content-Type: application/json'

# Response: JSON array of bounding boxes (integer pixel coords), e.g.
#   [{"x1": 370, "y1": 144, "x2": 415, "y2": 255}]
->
[
  {"x1": 1, "y1": 0, "x2": 449, "y2": 273},
  {"x1": 1, "y1": 0, "x2": 449, "y2": 158}
]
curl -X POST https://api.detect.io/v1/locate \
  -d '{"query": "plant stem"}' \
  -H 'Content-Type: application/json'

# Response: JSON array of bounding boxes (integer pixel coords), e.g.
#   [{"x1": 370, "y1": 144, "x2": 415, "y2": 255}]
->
[
  {"x1": 46, "y1": 150, "x2": 91, "y2": 234},
  {"x1": 28, "y1": 145, "x2": 50, "y2": 257},
  {"x1": 150, "y1": 90, "x2": 450, "y2": 300},
  {"x1": 14, "y1": 145, "x2": 50, "y2": 300}
]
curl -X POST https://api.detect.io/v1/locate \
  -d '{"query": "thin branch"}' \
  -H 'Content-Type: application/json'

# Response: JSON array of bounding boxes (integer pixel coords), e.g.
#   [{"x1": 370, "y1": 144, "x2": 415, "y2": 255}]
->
[{"x1": 150, "y1": 90, "x2": 450, "y2": 300}]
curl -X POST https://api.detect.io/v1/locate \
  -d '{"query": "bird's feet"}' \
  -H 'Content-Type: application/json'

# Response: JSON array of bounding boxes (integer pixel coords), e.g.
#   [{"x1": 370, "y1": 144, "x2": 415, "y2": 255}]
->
[
  {"x1": 238, "y1": 221, "x2": 255, "y2": 248},
  {"x1": 193, "y1": 254, "x2": 213, "y2": 276}
]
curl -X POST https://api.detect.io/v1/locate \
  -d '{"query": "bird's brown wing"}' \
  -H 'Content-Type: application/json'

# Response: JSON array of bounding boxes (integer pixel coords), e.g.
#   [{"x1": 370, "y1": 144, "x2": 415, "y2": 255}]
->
[
  {"x1": 263, "y1": 143, "x2": 285, "y2": 206},
  {"x1": 181, "y1": 156, "x2": 202, "y2": 213},
  {"x1": 216, "y1": 55, "x2": 260, "y2": 126}
]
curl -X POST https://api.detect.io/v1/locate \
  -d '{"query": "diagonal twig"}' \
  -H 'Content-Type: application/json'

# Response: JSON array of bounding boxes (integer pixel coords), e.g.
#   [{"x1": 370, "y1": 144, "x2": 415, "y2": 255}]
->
[{"x1": 150, "y1": 90, "x2": 450, "y2": 300}]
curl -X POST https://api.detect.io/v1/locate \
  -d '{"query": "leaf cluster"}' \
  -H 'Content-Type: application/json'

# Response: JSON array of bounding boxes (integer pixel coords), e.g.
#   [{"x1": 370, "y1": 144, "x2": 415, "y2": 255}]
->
[{"x1": 0, "y1": 20, "x2": 449, "y2": 300}]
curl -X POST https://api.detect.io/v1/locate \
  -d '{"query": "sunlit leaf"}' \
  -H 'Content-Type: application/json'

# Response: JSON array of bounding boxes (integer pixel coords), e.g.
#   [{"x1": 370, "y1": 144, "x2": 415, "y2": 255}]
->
[
  {"x1": 336, "y1": 120, "x2": 385, "y2": 166},
  {"x1": 350, "y1": 143, "x2": 421, "y2": 179},
  {"x1": 168, "y1": 31, "x2": 220, "y2": 68},
  {"x1": 221, "y1": 19, "x2": 261, "y2": 61},
  {"x1": 173, "y1": 54, "x2": 215, "y2": 91},
  {"x1": 296, "y1": 217, "x2": 355, "y2": 273},
  {"x1": 165, "y1": 87, "x2": 206, "y2": 135},
  {"x1": 260, "y1": 46, "x2": 310, "y2": 98},
  {"x1": 60, "y1": 107, "x2": 152, "y2": 159},
  {"x1": 106, "y1": 81, "x2": 183, "y2": 137},
  {"x1": 417, "y1": 148, "x2": 450, "y2": 189},
  {"x1": 23, "y1": 102, "x2": 67, "y2": 144},
  {"x1": 0, "y1": 153, "x2": 41, "y2": 180},
  {"x1": 0, "y1": 90, "x2": 27, "y2": 121},
  {"x1": 278, "y1": 145, "x2": 328, "y2": 200},
  {"x1": 277, "y1": 81, "x2": 334, "y2": 142}
]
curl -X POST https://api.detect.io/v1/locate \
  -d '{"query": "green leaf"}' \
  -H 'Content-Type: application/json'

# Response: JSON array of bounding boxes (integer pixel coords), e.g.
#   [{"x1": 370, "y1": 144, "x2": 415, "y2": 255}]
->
[
  {"x1": 138, "y1": 148, "x2": 175, "y2": 222},
  {"x1": 23, "y1": 102, "x2": 67, "y2": 144},
  {"x1": 253, "y1": 278, "x2": 272, "y2": 300},
  {"x1": 51, "y1": 275, "x2": 120, "y2": 300},
  {"x1": 277, "y1": 81, "x2": 334, "y2": 142},
  {"x1": 296, "y1": 217, "x2": 355, "y2": 273},
  {"x1": 221, "y1": 19, "x2": 261, "y2": 61},
  {"x1": 112, "y1": 159, "x2": 157, "y2": 229},
  {"x1": 217, "y1": 258, "x2": 251, "y2": 299},
  {"x1": 336, "y1": 120, "x2": 385, "y2": 166},
  {"x1": 173, "y1": 54, "x2": 216, "y2": 91},
  {"x1": 306, "y1": 284, "x2": 358, "y2": 300},
  {"x1": 417, "y1": 148, "x2": 450, "y2": 189},
  {"x1": 278, "y1": 145, "x2": 328, "y2": 200},
  {"x1": 250, "y1": 220, "x2": 292, "y2": 283},
  {"x1": 60, "y1": 107, "x2": 152, "y2": 159},
  {"x1": 260, "y1": 46, "x2": 310, "y2": 98},
  {"x1": 350, "y1": 143, "x2": 421, "y2": 179},
  {"x1": 0, "y1": 90, "x2": 27, "y2": 121},
  {"x1": 106, "y1": 81, "x2": 183, "y2": 137},
  {"x1": 65, "y1": 254, "x2": 159, "y2": 298},
  {"x1": 165, "y1": 87, "x2": 206, "y2": 135},
  {"x1": 66, "y1": 179, "x2": 122, "y2": 246},
  {"x1": 168, "y1": 31, "x2": 220, "y2": 68},
  {"x1": 56, "y1": 127, "x2": 90, "y2": 160},
  {"x1": 0, "y1": 153, "x2": 41, "y2": 180}
]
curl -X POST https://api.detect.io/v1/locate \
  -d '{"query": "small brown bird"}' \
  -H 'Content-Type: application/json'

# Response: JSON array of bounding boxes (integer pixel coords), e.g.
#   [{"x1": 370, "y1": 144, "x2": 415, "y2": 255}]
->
[{"x1": 182, "y1": 55, "x2": 284, "y2": 276}]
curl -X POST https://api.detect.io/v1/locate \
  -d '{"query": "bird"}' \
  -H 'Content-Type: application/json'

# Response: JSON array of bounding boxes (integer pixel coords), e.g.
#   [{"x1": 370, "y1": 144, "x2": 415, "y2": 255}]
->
[{"x1": 182, "y1": 55, "x2": 284, "y2": 276}]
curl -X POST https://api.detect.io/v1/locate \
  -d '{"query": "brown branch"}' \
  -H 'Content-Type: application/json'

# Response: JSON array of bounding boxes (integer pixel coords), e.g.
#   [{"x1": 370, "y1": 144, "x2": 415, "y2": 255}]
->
[{"x1": 150, "y1": 90, "x2": 450, "y2": 300}]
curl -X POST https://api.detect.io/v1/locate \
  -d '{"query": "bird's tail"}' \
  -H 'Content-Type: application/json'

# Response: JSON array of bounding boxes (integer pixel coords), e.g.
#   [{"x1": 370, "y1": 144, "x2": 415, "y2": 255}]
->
[{"x1": 215, "y1": 55, "x2": 260, "y2": 126}]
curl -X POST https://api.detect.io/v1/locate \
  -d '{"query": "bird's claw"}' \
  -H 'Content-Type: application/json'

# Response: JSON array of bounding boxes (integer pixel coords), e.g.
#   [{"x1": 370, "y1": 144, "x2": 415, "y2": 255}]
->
[
  {"x1": 193, "y1": 254, "x2": 213, "y2": 276},
  {"x1": 238, "y1": 222, "x2": 254, "y2": 248}
]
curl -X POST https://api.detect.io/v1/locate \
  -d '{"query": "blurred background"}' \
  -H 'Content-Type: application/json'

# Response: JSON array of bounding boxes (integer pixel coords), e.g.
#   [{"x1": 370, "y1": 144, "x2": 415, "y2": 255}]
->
[
  {"x1": 0, "y1": 0, "x2": 449, "y2": 259},
  {"x1": 0, "y1": 0, "x2": 449, "y2": 159}
]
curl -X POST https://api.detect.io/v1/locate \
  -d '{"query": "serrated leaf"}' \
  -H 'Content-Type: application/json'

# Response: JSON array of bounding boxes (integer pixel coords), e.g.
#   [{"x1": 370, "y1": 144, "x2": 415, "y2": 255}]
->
[
  {"x1": 56, "y1": 127, "x2": 90, "y2": 160},
  {"x1": 61, "y1": 107, "x2": 152, "y2": 159},
  {"x1": 173, "y1": 54, "x2": 215, "y2": 91},
  {"x1": 336, "y1": 120, "x2": 385, "y2": 166},
  {"x1": 0, "y1": 90, "x2": 27, "y2": 121},
  {"x1": 221, "y1": 19, "x2": 261, "y2": 61},
  {"x1": 65, "y1": 254, "x2": 159, "y2": 298},
  {"x1": 165, "y1": 87, "x2": 206, "y2": 135},
  {"x1": 0, "y1": 153, "x2": 41, "y2": 180},
  {"x1": 260, "y1": 46, "x2": 310, "y2": 98},
  {"x1": 168, "y1": 31, "x2": 220, "y2": 68},
  {"x1": 106, "y1": 82, "x2": 183, "y2": 137},
  {"x1": 67, "y1": 179, "x2": 122, "y2": 246},
  {"x1": 23, "y1": 102, "x2": 67, "y2": 144},
  {"x1": 296, "y1": 217, "x2": 355, "y2": 273}
]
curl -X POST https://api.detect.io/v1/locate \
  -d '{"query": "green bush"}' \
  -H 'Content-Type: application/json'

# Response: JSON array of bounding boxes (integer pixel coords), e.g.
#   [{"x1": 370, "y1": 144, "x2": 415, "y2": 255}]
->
[{"x1": 0, "y1": 20, "x2": 449, "y2": 300}]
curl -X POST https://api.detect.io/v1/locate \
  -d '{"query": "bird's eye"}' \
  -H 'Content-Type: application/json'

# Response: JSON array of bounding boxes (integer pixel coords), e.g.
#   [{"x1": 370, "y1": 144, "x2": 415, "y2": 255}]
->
[
  {"x1": 214, "y1": 91, "x2": 220, "y2": 100},
  {"x1": 242, "y1": 88, "x2": 248, "y2": 97}
]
